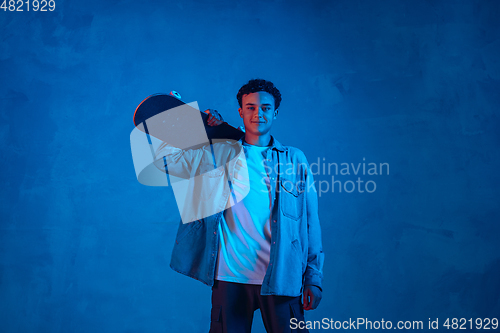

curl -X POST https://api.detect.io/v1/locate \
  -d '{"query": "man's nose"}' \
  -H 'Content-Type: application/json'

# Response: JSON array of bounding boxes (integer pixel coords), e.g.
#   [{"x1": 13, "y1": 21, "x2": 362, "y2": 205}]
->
[{"x1": 256, "y1": 107, "x2": 265, "y2": 118}]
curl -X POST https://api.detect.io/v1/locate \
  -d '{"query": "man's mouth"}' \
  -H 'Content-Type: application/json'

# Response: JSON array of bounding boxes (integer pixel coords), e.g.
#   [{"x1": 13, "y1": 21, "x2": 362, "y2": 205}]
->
[{"x1": 251, "y1": 121, "x2": 265, "y2": 124}]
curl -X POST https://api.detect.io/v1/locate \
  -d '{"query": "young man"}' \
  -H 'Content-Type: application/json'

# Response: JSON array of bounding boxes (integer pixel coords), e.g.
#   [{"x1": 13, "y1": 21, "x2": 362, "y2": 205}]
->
[{"x1": 158, "y1": 79, "x2": 324, "y2": 332}]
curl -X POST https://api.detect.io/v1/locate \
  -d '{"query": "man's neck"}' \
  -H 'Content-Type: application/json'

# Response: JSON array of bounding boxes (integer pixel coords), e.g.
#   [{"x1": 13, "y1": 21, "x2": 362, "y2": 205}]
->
[{"x1": 244, "y1": 133, "x2": 272, "y2": 147}]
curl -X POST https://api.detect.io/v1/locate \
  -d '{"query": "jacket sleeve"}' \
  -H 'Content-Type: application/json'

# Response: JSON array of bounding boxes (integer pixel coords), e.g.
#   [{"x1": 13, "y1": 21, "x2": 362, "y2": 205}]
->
[
  {"x1": 153, "y1": 140, "x2": 242, "y2": 179},
  {"x1": 153, "y1": 141, "x2": 217, "y2": 179},
  {"x1": 302, "y1": 154, "x2": 325, "y2": 290}
]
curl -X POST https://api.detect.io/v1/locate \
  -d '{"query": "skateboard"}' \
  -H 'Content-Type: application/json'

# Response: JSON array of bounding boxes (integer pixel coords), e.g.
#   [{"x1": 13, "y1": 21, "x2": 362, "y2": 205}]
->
[
  {"x1": 133, "y1": 91, "x2": 244, "y2": 148},
  {"x1": 130, "y1": 91, "x2": 248, "y2": 221}
]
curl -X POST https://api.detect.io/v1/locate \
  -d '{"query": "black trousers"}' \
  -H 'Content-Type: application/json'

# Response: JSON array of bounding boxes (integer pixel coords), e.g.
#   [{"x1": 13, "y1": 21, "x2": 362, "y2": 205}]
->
[{"x1": 209, "y1": 280, "x2": 308, "y2": 333}]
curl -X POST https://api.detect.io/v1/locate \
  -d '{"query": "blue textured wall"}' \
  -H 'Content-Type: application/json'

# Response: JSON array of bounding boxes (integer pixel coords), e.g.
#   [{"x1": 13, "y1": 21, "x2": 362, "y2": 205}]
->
[{"x1": 1, "y1": 0, "x2": 499, "y2": 332}]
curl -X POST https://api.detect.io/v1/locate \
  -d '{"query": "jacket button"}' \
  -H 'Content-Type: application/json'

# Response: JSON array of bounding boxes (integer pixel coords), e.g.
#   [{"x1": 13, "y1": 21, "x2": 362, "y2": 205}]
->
[
  {"x1": 213, "y1": 231, "x2": 217, "y2": 235},
  {"x1": 273, "y1": 241, "x2": 275, "y2": 244},
  {"x1": 273, "y1": 220, "x2": 276, "y2": 223}
]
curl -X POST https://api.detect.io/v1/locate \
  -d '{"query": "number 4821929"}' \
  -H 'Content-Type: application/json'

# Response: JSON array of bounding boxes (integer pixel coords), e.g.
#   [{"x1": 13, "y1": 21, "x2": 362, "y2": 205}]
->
[{"x1": 1, "y1": 0, "x2": 55, "y2": 11}]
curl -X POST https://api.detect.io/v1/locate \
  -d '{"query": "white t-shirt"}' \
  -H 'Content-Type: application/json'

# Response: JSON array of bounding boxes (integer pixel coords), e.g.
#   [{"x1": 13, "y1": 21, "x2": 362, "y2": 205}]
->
[{"x1": 215, "y1": 142, "x2": 273, "y2": 284}]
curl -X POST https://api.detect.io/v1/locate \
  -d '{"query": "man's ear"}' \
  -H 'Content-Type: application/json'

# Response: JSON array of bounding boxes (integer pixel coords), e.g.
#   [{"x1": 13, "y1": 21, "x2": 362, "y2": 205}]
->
[
  {"x1": 274, "y1": 109, "x2": 279, "y2": 119},
  {"x1": 238, "y1": 108, "x2": 243, "y2": 118}
]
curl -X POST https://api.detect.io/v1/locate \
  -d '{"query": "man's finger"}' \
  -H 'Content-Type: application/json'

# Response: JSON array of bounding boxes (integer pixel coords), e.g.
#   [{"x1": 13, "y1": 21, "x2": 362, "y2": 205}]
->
[
  {"x1": 312, "y1": 294, "x2": 321, "y2": 310},
  {"x1": 303, "y1": 290, "x2": 311, "y2": 310},
  {"x1": 306, "y1": 293, "x2": 314, "y2": 310},
  {"x1": 207, "y1": 114, "x2": 214, "y2": 125}
]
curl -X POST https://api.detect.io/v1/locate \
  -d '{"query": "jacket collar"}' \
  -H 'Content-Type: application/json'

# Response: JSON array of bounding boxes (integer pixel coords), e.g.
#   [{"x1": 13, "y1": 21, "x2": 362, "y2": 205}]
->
[{"x1": 238, "y1": 135, "x2": 286, "y2": 152}]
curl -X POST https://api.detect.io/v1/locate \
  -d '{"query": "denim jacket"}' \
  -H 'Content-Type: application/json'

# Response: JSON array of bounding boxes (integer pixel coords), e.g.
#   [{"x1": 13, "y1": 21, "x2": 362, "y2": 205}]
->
[{"x1": 158, "y1": 136, "x2": 324, "y2": 296}]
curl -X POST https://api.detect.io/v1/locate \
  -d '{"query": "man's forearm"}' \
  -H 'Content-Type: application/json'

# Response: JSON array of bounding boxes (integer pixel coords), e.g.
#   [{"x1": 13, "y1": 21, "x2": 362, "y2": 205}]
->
[{"x1": 304, "y1": 161, "x2": 325, "y2": 289}]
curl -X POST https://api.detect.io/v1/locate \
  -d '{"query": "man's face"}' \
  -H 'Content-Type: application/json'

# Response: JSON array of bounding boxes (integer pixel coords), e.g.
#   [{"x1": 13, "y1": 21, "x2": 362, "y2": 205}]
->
[{"x1": 238, "y1": 91, "x2": 278, "y2": 137}]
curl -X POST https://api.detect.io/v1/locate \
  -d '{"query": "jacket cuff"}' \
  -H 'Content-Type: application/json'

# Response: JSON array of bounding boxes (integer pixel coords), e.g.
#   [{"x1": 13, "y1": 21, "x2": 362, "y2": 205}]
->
[{"x1": 304, "y1": 271, "x2": 323, "y2": 291}]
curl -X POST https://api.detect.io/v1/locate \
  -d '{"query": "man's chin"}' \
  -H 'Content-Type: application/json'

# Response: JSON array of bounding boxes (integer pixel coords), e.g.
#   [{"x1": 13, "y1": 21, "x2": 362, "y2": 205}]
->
[{"x1": 245, "y1": 130, "x2": 259, "y2": 136}]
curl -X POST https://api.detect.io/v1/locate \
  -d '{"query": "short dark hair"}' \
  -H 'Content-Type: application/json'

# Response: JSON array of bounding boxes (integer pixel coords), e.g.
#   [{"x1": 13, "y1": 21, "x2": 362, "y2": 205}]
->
[{"x1": 236, "y1": 79, "x2": 282, "y2": 109}]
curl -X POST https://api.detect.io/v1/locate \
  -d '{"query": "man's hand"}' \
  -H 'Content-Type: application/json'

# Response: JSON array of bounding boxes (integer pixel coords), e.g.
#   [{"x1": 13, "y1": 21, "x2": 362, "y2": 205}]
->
[
  {"x1": 303, "y1": 285, "x2": 322, "y2": 310},
  {"x1": 204, "y1": 109, "x2": 224, "y2": 126}
]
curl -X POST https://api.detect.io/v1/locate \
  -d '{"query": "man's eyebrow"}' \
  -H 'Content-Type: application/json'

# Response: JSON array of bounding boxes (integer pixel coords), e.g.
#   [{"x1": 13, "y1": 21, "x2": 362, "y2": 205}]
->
[{"x1": 245, "y1": 103, "x2": 272, "y2": 106}]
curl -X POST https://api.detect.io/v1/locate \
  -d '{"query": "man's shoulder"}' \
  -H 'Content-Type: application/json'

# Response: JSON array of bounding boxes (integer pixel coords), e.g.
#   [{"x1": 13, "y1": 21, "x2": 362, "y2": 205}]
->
[
  {"x1": 281, "y1": 144, "x2": 308, "y2": 162},
  {"x1": 272, "y1": 136, "x2": 306, "y2": 158},
  {"x1": 282, "y1": 144, "x2": 303, "y2": 154}
]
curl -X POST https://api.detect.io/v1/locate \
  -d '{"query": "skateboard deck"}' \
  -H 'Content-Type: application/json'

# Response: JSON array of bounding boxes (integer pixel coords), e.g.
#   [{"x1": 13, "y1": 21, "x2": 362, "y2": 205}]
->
[
  {"x1": 133, "y1": 92, "x2": 244, "y2": 149},
  {"x1": 130, "y1": 92, "x2": 250, "y2": 222}
]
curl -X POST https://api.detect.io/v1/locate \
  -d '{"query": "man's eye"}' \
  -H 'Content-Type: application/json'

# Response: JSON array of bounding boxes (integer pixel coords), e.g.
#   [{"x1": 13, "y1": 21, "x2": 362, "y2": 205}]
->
[{"x1": 248, "y1": 107, "x2": 255, "y2": 110}]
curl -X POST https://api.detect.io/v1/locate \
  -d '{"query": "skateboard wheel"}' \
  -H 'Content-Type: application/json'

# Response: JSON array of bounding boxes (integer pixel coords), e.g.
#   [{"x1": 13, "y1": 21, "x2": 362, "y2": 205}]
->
[{"x1": 170, "y1": 91, "x2": 182, "y2": 99}]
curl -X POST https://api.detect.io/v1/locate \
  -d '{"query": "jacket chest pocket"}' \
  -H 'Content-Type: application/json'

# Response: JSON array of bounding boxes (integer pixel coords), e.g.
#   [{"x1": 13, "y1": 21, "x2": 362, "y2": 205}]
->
[{"x1": 279, "y1": 177, "x2": 305, "y2": 220}]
